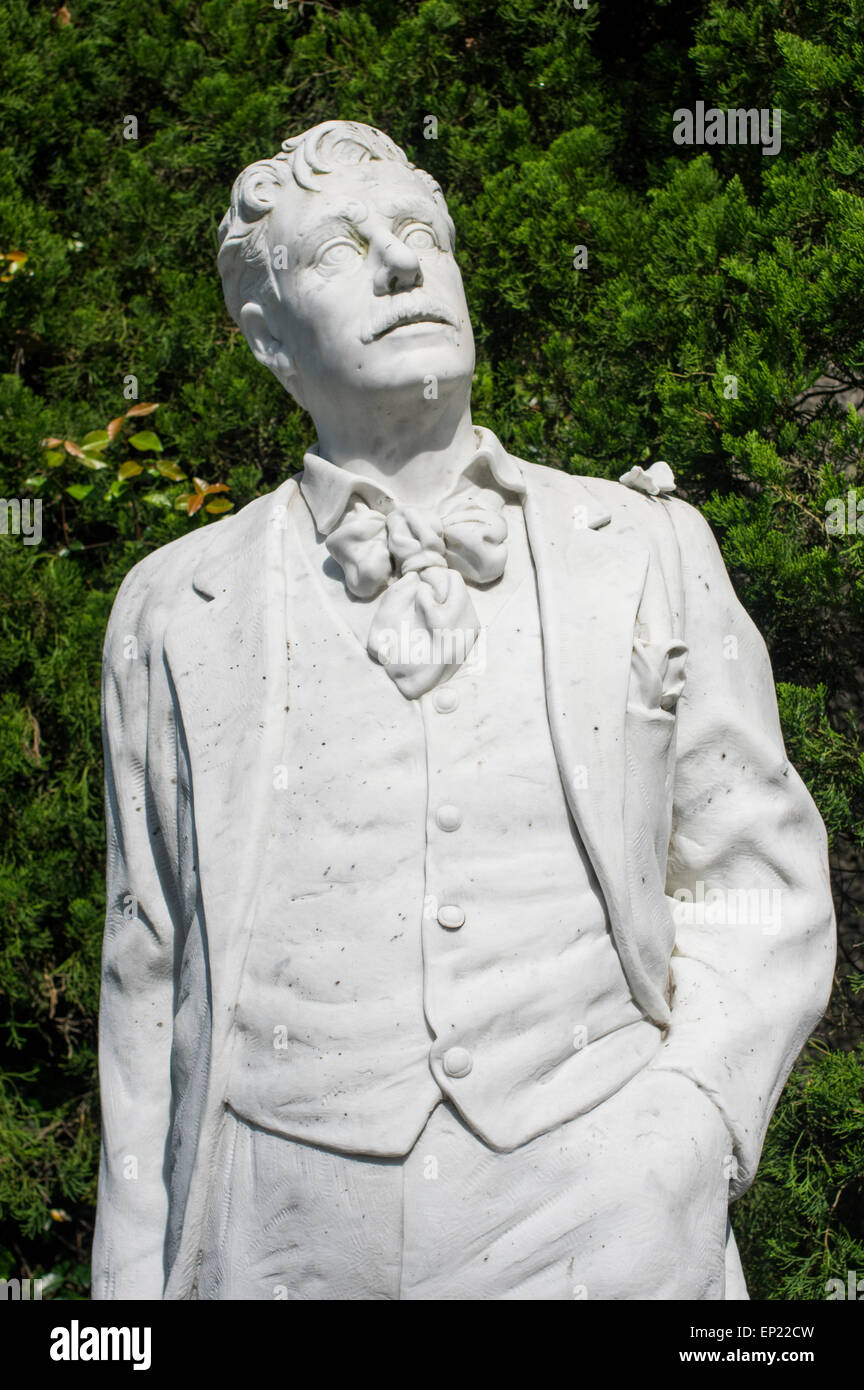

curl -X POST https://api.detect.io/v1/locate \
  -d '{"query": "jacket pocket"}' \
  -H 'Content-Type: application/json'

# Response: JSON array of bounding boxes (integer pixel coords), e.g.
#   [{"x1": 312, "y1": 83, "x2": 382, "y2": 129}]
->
[{"x1": 628, "y1": 636, "x2": 689, "y2": 716}]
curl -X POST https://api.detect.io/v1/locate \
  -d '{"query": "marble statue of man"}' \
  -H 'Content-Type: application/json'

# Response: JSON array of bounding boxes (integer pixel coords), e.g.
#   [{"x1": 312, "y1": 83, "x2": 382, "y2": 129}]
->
[{"x1": 92, "y1": 120, "x2": 836, "y2": 1301}]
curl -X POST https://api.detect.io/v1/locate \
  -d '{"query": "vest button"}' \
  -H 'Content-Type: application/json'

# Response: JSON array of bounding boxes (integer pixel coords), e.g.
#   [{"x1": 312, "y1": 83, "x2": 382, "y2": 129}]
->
[
  {"x1": 437, "y1": 903, "x2": 465, "y2": 930},
  {"x1": 434, "y1": 686, "x2": 459, "y2": 712},
  {"x1": 442, "y1": 1046, "x2": 472, "y2": 1078},
  {"x1": 436, "y1": 804, "x2": 462, "y2": 832}
]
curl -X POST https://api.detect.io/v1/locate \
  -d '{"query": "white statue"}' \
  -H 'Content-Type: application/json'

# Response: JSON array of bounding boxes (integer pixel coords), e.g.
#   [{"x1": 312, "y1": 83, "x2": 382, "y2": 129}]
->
[{"x1": 92, "y1": 121, "x2": 836, "y2": 1301}]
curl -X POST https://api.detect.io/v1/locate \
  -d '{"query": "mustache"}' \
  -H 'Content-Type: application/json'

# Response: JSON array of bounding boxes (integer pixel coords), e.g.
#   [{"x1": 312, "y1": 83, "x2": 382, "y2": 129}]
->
[{"x1": 361, "y1": 297, "x2": 460, "y2": 344}]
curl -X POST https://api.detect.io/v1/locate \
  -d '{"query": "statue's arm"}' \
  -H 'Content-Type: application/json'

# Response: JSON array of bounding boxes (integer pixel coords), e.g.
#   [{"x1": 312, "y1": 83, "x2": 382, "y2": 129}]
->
[
  {"x1": 91, "y1": 567, "x2": 179, "y2": 1299},
  {"x1": 644, "y1": 498, "x2": 836, "y2": 1199}
]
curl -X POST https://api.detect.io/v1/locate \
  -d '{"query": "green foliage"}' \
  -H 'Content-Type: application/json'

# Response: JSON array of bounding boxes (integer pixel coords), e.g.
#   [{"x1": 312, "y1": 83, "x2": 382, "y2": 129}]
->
[
  {"x1": 0, "y1": 542, "x2": 107, "y2": 1295},
  {"x1": 0, "y1": 0, "x2": 861, "y2": 1297},
  {"x1": 776, "y1": 683, "x2": 864, "y2": 851},
  {"x1": 32, "y1": 400, "x2": 237, "y2": 546},
  {"x1": 735, "y1": 1041, "x2": 864, "y2": 1299}
]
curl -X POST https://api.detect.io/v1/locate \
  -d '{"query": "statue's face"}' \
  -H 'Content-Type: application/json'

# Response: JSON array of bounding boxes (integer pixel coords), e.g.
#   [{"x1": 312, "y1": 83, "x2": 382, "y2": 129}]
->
[{"x1": 264, "y1": 160, "x2": 475, "y2": 405}]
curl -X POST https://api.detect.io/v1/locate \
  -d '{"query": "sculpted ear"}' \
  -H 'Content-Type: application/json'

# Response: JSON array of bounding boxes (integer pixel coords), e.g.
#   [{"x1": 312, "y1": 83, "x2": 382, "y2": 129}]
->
[{"x1": 239, "y1": 301, "x2": 301, "y2": 399}]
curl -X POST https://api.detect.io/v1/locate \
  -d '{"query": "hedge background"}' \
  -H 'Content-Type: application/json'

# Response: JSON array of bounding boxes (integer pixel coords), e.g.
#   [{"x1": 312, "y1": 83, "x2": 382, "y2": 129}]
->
[{"x1": 1, "y1": 0, "x2": 862, "y2": 1299}]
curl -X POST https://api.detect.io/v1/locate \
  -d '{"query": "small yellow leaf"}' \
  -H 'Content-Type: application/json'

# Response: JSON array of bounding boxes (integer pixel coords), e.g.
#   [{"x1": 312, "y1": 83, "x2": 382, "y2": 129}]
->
[{"x1": 0, "y1": 251, "x2": 27, "y2": 280}]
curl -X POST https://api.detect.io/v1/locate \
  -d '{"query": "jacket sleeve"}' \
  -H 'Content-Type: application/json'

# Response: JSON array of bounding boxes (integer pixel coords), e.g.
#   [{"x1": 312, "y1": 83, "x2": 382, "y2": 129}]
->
[
  {"x1": 644, "y1": 497, "x2": 836, "y2": 1199},
  {"x1": 91, "y1": 561, "x2": 184, "y2": 1298}
]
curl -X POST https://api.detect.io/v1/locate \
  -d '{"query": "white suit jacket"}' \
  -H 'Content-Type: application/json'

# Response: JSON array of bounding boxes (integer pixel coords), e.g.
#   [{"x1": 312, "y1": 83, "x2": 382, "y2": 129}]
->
[{"x1": 91, "y1": 455, "x2": 836, "y2": 1299}]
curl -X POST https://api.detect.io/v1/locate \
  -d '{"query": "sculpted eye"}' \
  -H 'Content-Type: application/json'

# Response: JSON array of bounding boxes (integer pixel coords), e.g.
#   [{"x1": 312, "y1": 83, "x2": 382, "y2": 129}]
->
[
  {"x1": 315, "y1": 239, "x2": 362, "y2": 274},
  {"x1": 401, "y1": 224, "x2": 437, "y2": 251}
]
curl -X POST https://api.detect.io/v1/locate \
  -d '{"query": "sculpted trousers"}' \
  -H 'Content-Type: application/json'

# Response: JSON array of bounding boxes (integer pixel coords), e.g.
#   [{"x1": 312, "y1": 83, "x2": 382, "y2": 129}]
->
[{"x1": 196, "y1": 1068, "x2": 749, "y2": 1301}]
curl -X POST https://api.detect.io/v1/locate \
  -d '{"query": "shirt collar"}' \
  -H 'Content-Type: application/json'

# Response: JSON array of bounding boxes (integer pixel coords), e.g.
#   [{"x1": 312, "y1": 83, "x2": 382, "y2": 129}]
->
[{"x1": 299, "y1": 425, "x2": 526, "y2": 536}]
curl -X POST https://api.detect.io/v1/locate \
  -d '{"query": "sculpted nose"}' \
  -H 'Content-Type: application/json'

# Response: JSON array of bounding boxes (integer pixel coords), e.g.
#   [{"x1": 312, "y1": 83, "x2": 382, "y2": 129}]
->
[{"x1": 373, "y1": 238, "x2": 423, "y2": 295}]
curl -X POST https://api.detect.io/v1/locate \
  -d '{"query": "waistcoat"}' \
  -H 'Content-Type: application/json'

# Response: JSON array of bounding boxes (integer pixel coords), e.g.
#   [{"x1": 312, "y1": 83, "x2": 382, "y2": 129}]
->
[{"x1": 225, "y1": 485, "x2": 660, "y2": 1154}]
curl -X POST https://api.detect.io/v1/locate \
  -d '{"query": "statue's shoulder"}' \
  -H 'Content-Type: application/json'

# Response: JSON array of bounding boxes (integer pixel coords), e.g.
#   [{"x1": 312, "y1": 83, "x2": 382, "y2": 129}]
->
[
  {"x1": 517, "y1": 457, "x2": 724, "y2": 590},
  {"x1": 518, "y1": 457, "x2": 697, "y2": 537},
  {"x1": 105, "y1": 516, "x2": 220, "y2": 637},
  {"x1": 103, "y1": 485, "x2": 285, "y2": 656}
]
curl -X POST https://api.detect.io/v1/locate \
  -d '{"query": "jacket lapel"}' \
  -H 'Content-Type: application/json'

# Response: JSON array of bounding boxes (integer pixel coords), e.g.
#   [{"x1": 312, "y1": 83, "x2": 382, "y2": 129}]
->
[
  {"x1": 164, "y1": 477, "x2": 300, "y2": 1055},
  {"x1": 521, "y1": 462, "x2": 670, "y2": 1024}
]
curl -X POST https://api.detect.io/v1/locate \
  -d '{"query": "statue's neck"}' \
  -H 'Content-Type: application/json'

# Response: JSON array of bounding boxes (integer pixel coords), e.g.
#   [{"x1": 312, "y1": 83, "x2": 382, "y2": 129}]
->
[{"x1": 312, "y1": 392, "x2": 476, "y2": 509}]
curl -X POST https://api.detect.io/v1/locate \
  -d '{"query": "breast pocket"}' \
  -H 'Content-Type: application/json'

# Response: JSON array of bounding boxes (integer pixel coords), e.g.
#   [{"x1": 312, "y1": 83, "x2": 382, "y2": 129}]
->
[{"x1": 628, "y1": 636, "x2": 688, "y2": 717}]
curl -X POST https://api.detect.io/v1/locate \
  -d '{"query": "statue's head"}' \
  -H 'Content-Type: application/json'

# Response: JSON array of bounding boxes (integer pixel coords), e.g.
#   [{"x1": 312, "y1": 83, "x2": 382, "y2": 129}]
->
[{"x1": 218, "y1": 121, "x2": 475, "y2": 421}]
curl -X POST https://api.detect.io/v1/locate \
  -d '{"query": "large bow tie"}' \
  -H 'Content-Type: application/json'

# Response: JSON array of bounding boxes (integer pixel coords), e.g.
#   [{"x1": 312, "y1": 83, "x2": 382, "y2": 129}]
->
[{"x1": 326, "y1": 493, "x2": 509, "y2": 698}]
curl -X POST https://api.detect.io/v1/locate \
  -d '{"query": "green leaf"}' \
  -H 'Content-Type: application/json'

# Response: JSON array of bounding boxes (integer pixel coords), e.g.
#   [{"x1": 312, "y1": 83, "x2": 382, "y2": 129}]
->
[
  {"x1": 205, "y1": 497, "x2": 234, "y2": 514},
  {"x1": 104, "y1": 479, "x2": 127, "y2": 501},
  {"x1": 141, "y1": 490, "x2": 172, "y2": 507},
  {"x1": 129, "y1": 431, "x2": 163, "y2": 453},
  {"x1": 81, "y1": 429, "x2": 110, "y2": 447},
  {"x1": 117, "y1": 460, "x2": 143, "y2": 480},
  {"x1": 65, "y1": 484, "x2": 93, "y2": 500},
  {"x1": 24, "y1": 475, "x2": 46, "y2": 489},
  {"x1": 42, "y1": 450, "x2": 64, "y2": 468},
  {"x1": 155, "y1": 458, "x2": 186, "y2": 481}
]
